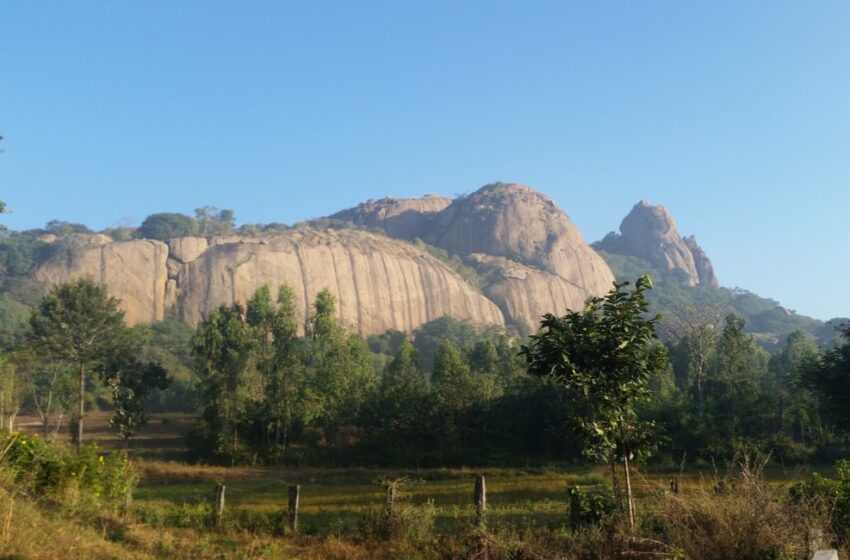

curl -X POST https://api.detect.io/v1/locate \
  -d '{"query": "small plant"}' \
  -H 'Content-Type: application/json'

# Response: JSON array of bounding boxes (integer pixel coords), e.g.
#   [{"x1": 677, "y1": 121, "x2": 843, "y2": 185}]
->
[{"x1": 568, "y1": 485, "x2": 616, "y2": 528}]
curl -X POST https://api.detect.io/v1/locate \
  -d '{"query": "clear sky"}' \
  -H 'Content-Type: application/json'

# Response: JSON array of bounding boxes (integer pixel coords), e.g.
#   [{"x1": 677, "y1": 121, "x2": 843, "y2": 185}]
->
[{"x1": 1, "y1": 2, "x2": 848, "y2": 321}]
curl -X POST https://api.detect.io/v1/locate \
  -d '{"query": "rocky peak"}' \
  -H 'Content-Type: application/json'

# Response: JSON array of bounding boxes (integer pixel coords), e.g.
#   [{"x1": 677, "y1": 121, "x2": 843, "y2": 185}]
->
[
  {"x1": 594, "y1": 201, "x2": 719, "y2": 287},
  {"x1": 329, "y1": 194, "x2": 451, "y2": 239}
]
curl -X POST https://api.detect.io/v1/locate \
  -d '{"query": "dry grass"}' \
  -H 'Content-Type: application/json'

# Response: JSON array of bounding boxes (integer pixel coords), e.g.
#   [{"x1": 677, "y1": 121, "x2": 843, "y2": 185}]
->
[{"x1": 654, "y1": 456, "x2": 831, "y2": 560}]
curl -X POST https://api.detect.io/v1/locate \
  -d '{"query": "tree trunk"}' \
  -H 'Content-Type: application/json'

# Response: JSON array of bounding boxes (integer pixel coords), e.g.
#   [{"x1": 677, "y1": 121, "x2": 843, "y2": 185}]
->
[
  {"x1": 76, "y1": 361, "x2": 85, "y2": 452},
  {"x1": 610, "y1": 461, "x2": 623, "y2": 515}
]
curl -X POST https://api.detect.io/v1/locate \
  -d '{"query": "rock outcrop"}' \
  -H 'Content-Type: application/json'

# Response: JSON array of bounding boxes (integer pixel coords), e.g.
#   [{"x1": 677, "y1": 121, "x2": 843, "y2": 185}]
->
[
  {"x1": 32, "y1": 229, "x2": 505, "y2": 334},
  {"x1": 329, "y1": 195, "x2": 451, "y2": 239},
  {"x1": 331, "y1": 183, "x2": 617, "y2": 328},
  {"x1": 33, "y1": 236, "x2": 169, "y2": 324},
  {"x1": 594, "y1": 201, "x2": 719, "y2": 287},
  {"x1": 31, "y1": 183, "x2": 623, "y2": 334}
]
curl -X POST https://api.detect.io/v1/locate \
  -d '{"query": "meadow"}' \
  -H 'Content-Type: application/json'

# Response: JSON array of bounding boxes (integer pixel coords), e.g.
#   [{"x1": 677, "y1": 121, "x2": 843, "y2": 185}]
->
[{"x1": 4, "y1": 411, "x2": 833, "y2": 560}]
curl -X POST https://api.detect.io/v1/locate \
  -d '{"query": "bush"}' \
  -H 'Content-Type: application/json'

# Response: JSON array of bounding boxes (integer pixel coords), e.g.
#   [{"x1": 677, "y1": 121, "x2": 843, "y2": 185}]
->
[
  {"x1": 0, "y1": 432, "x2": 136, "y2": 510},
  {"x1": 567, "y1": 485, "x2": 616, "y2": 528},
  {"x1": 657, "y1": 457, "x2": 813, "y2": 560},
  {"x1": 791, "y1": 459, "x2": 850, "y2": 544}
]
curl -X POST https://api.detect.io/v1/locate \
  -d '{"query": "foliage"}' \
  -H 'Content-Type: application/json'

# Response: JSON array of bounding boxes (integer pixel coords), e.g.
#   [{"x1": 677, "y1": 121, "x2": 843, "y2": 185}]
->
[
  {"x1": 791, "y1": 459, "x2": 850, "y2": 542},
  {"x1": 26, "y1": 279, "x2": 169, "y2": 446},
  {"x1": 804, "y1": 323, "x2": 850, "y2": 433},
  {"x1": 522, "y1": 275, "x2": 667, "y2": 466},
  {"x1": 598, "y1": 250, "x2": 831, "y2": 348},
  {"x1": 43, "y1": 220, "x2": 93, "y2": 236},
  {"x1": 1, "y1": 432, "x2": 136, "y2": 509},
  {"x1": 136, "y1": 212, "x2": 199, "y2": 240}
]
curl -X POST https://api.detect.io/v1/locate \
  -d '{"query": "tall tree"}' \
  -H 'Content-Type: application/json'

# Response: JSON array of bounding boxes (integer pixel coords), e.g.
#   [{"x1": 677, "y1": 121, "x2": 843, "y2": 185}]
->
[
  {"x1": 521, "y1": 275, "x2": 667, "y2": 530},
  {"x1": 27, "y1": 278, "x2": 131, "y2": 450},
  {"x1": 805, "y1": 324, "x2": 850, "y2": 434},
  {"x1": 192, "y1": 303, "x2": 252, "y2": 462}
]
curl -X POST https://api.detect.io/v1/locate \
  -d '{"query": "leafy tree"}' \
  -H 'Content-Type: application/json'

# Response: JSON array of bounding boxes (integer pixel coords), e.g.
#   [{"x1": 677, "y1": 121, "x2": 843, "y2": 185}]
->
[
  {"x1": 769, "y1": 331, "x2": 820, "y2": 439},
  {"x1": 195, "y1": 206, "x2": 235, "y2": 236},
  {"x1": 805, "y1": 324, "x2": 850, "y2": 434},
  {"x1": 521, "y1": 275, "x2": 667, "y2": 529},
  {"x1": 136, "y1": 212, "x2": 198, "y2": 240},
  {"x1": 27, "y1": 278, "x2": 132, "y2": 450},
  {"x1": 191, "y1": 303, "x2": 252, "y2": 462},
  {"x1": 44, "y1": 220, "x2": 92, "y2": 236},
  {"x1": 361, "y1": 339, "x2": 431, "y2": 461},
  {"x1": 432, "y1": 340, "x2": 490, "y2": 454},
  {"x1": 245, "y1": 284, "x2": 311, "y2": 459},
  {"x1": 105, "y1": 357, "x2": 169, "y2": 441}
]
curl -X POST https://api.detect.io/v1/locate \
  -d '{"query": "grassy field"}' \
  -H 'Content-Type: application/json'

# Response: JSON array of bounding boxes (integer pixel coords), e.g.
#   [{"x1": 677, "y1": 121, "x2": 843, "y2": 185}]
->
[{"x1": 6, "y1": 411, "x2": 834, "y2": 559}]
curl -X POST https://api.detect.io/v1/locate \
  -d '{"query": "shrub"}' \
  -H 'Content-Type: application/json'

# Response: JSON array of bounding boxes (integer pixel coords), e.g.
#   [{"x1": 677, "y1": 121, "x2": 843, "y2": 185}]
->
[
  {"x1": 567, "y1": 485, "x2": 616, "y2": 528},
  {"x1": 791, "y1": 459, "x2": 850, "y2": 544},
  {"x1": 0, "y1": 432, "x2": 136, "y2": 510},
  {"x1": 657, "y1": 457, "x2": 811, "y2": 560}
]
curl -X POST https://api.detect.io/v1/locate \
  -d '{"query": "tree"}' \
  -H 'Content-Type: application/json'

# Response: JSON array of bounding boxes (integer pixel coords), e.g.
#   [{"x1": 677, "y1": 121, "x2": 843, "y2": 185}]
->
[
  {"x1": 195, "y1": 207, "x2": 235, "y2": 236},
  {"x1": 191, "y1": 303, "x2": 252, "y2": 462},
  {"x1": 44, "y1": 220, "x2": 92, "y2": 236},
  {"x1": 136, "y1": 212, "x2": 198, "y2": 240},
  {"x1": 521, "y1": 275, "x2": 667, "y2": 530},
  {"x1": 28, "y1": 278, "x2": 131, "y2": 450},
  {"x1": 769, "y1": 330, "x2": 820, "y2": 440},
  {"x1": 105, "y1": 357, "x2": 169, "y2": 441},
  {"x1": 0, "y1": 200, "x2": 7, "y2": 233},
  {"x1": 661, "y1": 302, "x2": 726, "y2": 413},
  {"x1": 805, "y1": 324, "x2": 850, "y2": 434}
]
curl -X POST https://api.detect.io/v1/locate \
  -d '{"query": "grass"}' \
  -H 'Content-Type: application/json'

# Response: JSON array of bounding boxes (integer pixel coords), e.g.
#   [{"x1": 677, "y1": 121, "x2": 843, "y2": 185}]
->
[{"x1": 7, "y1": 413, "x2": 839, "y2": 559}]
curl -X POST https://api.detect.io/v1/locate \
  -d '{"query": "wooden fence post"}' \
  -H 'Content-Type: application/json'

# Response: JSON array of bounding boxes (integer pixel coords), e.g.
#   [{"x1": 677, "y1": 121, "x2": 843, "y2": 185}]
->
[
  {"x1": 287, "y1": 485, "x2": 300, "y2": 533},
  {"x1": 474, "y1": 474, "x2": 487, "y2": 527},
  {"x1": 214, "y1": 483, "x2": 225, "y2": 527}
]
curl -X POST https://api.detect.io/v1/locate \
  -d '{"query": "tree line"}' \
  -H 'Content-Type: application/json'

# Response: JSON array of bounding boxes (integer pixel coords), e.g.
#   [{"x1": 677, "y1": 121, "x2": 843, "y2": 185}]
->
[{"x1": 0, "y1": 267, "x2": 848, "y2": 470}]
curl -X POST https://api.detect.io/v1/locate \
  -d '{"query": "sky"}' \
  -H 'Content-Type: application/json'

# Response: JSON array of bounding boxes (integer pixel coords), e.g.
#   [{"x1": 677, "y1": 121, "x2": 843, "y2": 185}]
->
[{"x1": 1, "y1": 1, "x2": 848, "y2": 321}]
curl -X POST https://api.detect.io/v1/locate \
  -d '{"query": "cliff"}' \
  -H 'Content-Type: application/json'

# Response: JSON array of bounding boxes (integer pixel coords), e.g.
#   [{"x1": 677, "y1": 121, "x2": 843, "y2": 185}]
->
[
  {"x1": 594, "y1": 200, "x2": 719, "y2": 287},
  {"x1": 31, "y1": 183, "x2": 619, "y2": 334}
]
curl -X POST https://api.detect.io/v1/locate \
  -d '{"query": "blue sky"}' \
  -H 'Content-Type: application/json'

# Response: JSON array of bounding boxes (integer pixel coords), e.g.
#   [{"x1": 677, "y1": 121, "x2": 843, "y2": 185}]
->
[{"x1": 1, "y1": 1, "x2": 848, "y2": 320}]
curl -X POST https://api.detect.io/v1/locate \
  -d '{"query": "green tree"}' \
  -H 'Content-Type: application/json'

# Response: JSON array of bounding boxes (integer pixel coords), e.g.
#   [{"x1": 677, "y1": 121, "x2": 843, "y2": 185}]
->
[
  {"x1": 191, "y1": 303, "x2": 252, "y2": 462},
  {"x1": 195, "y1": 207, "x2": 235, "y2": 236},
  {"x1": 27, "y1": 278, "x2": 132, "y2": 450},
  {"x1": 105, "y1": 356, "x2": 169, "y2": 441},
  {"x1": 44, "y1": 220, "x2": 92, "y2": 236},
  {"x1": 769, "y1": 330, "x2": 820, "y2": 440},
  {"x1": 805, "y1": 324, "x2": 850, "y2": 434},
  {"x1": 521, "y1": 275, "x2": 667, "y2": 530},
  {"x1": 136, "y1": 212, "x2": 198, "y2": 240},
  {"x1": 245, "y1": 284, "x2": 310, "y2": 459}
]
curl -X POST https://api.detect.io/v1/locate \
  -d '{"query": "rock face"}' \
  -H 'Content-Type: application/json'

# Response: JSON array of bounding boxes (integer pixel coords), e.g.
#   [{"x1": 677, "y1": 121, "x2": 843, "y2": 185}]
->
[
  {"x1": 330, "y1": 195, "x2": 451, "y2": 239},
  {"x1": 331, "y1": 183, "x2": 617, "y2": 328},
  {"x1": 33, "y1": 236, "x2": 169, "y2": 324},
  {"x1": 32, "y1": 229, "x2": 505, "y2": 334},
  {"x1": 31, "y1": 183, "x2": 622, "y2": 334},
  {"x1": 594, "y1": 201, "x2": 719, "y2": 287}
]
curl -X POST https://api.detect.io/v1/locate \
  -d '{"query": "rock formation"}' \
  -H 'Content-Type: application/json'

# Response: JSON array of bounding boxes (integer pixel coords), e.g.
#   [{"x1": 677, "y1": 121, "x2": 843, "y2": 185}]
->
[
  {"x1": 31, "y1": 183, "x2": 622, "y2": 334},
  {"x1": 594, "y1": 201, "x2": 719, "y2": 287},
  {"x1": 329, "y1": 195, "x2": 451, "y2": 239},
  {"x1": 33, "y1": 235, "x2": 169, "y2": 323},
  {"x1": 331, "y1": 183, "x2": 617, "y2": 328},
  {"x1": 32, "y1": 229, "x2": 505, "y2": 333}
]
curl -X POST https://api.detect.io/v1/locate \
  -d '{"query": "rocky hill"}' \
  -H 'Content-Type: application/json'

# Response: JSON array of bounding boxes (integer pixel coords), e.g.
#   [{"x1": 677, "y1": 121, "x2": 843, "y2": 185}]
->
[
  {"x1": 330, "y1": 183, "x2": 616, "y2": 331},
  {"x1": 594, "y1": 201, "x2": 719, "y2": 287},
  {"x1": 32, "y1": 228, "x2": 505, "y2": 334},
  {"x1": 26, "y1": 183, "x2": 616, "y2": 335},
  {"x1": 14, "y1": 183, "x2": 840, "y2": 346}
]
